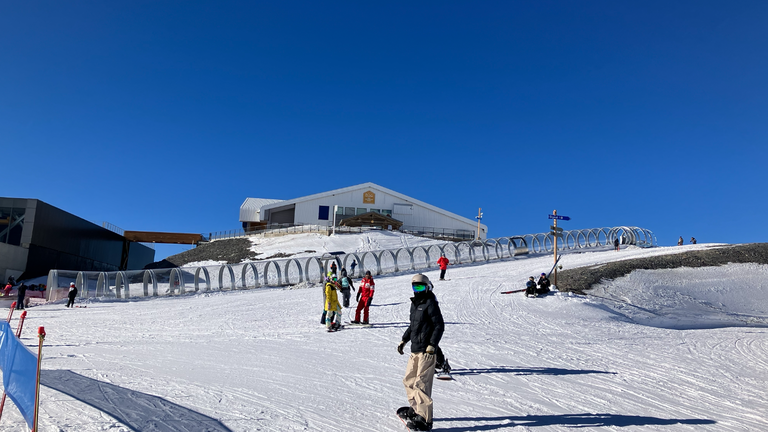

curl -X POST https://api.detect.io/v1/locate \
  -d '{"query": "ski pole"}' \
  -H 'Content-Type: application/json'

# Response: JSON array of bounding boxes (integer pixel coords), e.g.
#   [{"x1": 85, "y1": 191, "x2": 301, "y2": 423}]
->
[{"x1": 32, "y1": 326, "x2": 46, "y2": 432}]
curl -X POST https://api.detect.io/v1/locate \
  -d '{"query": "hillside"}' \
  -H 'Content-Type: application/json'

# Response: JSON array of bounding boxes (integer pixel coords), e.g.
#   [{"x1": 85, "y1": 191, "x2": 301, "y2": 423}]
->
[{"x1": 2, "y1": 240, "x2": 767, "y2": 431}]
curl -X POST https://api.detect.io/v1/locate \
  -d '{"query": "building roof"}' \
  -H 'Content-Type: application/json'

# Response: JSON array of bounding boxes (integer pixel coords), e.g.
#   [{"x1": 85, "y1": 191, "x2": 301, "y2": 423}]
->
[
  {"x1": 259, "y1": 182, "x2": 487, "y2": 230},
  {"x1": 239, "y1": 198, "x2": 284, "y2": 222}
]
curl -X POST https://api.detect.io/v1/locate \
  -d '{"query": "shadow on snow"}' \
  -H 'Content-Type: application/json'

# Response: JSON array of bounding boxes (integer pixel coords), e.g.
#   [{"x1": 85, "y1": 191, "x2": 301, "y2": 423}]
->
[
  {"x1": 435, "y1": 413, "x2": 716, "y2": 430},
  {"x1": 450, "y1": 366, "x2": 617, "y2": 376},
  {"x1": 41, "y1": 370, "x2": 232, "y2": 432}
]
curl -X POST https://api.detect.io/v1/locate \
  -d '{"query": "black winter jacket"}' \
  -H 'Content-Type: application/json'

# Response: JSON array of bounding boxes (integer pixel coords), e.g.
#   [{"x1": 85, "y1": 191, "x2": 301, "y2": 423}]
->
[{"x1": 402, "y1": 291, "x2": 444, "y2": 354}]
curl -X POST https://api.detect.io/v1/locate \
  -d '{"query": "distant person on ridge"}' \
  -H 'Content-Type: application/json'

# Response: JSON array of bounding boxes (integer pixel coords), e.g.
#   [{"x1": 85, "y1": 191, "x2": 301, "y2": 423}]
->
[
  {"x1": 678, "y1": 236, "x2": 684, "y2": 246},
  {"x1": 437, "y1": 254, "x2": 449, "y2": 281},
  {"x1": 690, "y1": 237, "x2": 697, "y2": 244},
  {"x1": 614, "y1": 238, "x2": 620, "y2": 251},
  {"x1": 352, "y1": 271, "x2": 375, "y2": 324},
  {"x1": 66, "y1": 282, "x2": 78, "y2": 308}
]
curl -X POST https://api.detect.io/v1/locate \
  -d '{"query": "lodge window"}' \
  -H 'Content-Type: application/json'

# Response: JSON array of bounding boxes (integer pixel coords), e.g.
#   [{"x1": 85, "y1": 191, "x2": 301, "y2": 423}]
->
[{"x1": 318, "y1": 206, "x2": 330, "y2": 220}]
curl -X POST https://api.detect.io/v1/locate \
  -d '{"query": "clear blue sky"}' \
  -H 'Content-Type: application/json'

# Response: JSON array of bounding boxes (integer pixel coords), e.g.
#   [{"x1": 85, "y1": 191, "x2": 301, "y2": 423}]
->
[{"x1": 2, "y1": 1, "x2": 767, "y2": 260}]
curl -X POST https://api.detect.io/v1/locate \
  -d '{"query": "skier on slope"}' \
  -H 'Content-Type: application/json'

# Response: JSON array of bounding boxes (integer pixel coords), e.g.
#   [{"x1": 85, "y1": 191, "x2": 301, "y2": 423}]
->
[
  {"x1": 16, "y1": 283, "x2": 28, "y2": 310},
  {"x1": 320, "y1": 273, "x2": 332, "y2": 324},
  {"x1": 396, "y1": 273, "x2": 444, "y2": 431},
  {"x1": 352, "y1": 271, "x2": 375, "y2": 324},
  {"x1": 325, "y1": 276, "x2": 342, "y2": 331},
  {"x1": 436, "y1": 254, "x2": 449, "y2": 281},
  {"x1": 338, "y1": 268, "x2": 356, "y2": 322},
  {"x1": 66, "y1": 282, "x2": 78, "y2": 308},
  {"x1": 330, "y1": 261, "x2": 337, "y2": 276}
]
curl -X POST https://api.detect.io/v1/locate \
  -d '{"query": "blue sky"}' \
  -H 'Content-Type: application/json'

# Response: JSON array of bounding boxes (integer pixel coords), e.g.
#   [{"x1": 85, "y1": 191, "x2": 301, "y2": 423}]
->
[{"x1": 2, "y1": 1, "x2": 767, "y2": 260}]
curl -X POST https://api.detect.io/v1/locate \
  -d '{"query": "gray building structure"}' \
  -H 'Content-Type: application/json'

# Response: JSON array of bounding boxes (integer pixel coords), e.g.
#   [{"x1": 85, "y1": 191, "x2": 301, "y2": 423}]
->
[{"x1": 0, "y1": 198, "x2": 155, "y2": 282}]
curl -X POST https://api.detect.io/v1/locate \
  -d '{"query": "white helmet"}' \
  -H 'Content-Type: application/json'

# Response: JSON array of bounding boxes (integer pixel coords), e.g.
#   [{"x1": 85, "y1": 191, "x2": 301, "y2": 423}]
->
[{"x1": 411, "y1": 274, "x2": 433, "y2": 291}]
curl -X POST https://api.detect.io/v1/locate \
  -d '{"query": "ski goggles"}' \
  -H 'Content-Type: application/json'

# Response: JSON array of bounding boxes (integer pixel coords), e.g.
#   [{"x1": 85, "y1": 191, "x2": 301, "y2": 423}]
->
[{"x1": 412, "y1": 283, "x2": 428, "y2": 293}]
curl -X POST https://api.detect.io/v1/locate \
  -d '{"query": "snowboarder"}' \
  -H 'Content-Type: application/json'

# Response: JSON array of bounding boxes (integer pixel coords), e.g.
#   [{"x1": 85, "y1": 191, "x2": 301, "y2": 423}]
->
[
  {"x1": 330, "y1": 261, "x2": 337, "y2": 276},
  {"x1": 537, "y1": 273, "x2": 551, "y2": 296},
  {"x1": 352, "y1": 271, "x2": 375, "y2": 324},
  {"x1": 525, "y1": 276, "x2": 537, "y2": 297},
  {"x1": 437, "y1": 254, "x2": 449, "y2": 281},
  {"x1": 16, "y1": 283, "x2": 27, "y2": 310},
  {"x1": 614, "y1": 238, "x2": 620, "y2": 251},
  {"x1": 338, "y1": 268, "x2": 356, "y2": 309},
  {"x1": 678, "y1": 236, "x2": 684, "y2": 246},
  {"x1": 350, "y1": 259, "x2": 357, "y2": 276},
  {"x1": 66, "y1": 282, "x2": 78, "y2": 308},
  {"x1": 325, "y1": 276, "x2": 342, "y2": 331},
  {"x1": 690, "y1": 237, "x2": 697, "y2": 244},
  {"x1": 396, "y1": 274, "x2": 444, "y2": 431},
  {"x1": 2, "y1": 283, "x2": 11, "y2": 297},
  {"x1": 320, "y1": 274, "x2": 331, "y2": 324}
]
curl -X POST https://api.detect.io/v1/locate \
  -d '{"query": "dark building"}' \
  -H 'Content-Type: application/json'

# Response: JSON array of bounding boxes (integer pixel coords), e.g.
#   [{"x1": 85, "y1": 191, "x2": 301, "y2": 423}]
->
[{"x1": 0, "y1": 198, "x2": 155, "y2": 281}]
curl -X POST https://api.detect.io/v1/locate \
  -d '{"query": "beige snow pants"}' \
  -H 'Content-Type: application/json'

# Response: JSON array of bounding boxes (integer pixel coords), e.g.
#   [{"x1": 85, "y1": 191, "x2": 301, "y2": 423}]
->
[{"x1": 402, "y1": 352, "x2": 436, "y2": 423}]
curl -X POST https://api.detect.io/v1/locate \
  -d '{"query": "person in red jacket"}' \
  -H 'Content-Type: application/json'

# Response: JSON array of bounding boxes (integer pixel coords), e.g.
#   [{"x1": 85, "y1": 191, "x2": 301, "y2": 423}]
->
[
  {"x1": 437, "y1": 254, "x2": 449, "y2": 281},
  {"x1": 352, "y1": 270, "x2": 375, "y2": 324}
]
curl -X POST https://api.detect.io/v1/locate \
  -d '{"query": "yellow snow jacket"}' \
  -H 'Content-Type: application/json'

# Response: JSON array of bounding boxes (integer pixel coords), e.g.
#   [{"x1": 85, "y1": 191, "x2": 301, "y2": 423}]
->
[{"x1": 325, "y1": 282, "x2": 341, "y2": 311}]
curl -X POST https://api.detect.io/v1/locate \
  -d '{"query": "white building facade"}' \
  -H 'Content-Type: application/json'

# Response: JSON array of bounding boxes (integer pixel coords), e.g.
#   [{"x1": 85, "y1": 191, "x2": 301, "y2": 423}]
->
[{"x1": 239, "y1": 183, "x2": 487, "y2": 239}]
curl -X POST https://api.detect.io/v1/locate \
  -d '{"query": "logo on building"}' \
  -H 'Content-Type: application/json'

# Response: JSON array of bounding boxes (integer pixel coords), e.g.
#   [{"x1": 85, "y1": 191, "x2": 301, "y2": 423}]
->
[{"x1": 363, "y1": 191, "x2": 376, "y2": 204}]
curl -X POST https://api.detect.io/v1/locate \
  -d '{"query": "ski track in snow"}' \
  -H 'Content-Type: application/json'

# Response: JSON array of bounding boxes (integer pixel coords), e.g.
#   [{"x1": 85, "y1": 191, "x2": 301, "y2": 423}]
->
[{"x1": 2, "y1": 243, "x2": 767, "y2": 431}]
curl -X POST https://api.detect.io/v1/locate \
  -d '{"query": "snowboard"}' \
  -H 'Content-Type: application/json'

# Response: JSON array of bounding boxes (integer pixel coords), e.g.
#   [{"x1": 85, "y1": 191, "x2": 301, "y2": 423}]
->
[
  {"x1": 500, "y1": 288, "x2": 527, "y2": 294},
  {"x1": 436, "y1": 372, "x2": 453, "y2": 380}
]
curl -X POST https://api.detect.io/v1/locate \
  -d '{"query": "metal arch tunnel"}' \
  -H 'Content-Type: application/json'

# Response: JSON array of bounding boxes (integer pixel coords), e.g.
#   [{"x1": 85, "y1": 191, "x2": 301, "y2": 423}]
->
[{"x1": 47, "y1": 225, "x2": 655, "y2": 302}]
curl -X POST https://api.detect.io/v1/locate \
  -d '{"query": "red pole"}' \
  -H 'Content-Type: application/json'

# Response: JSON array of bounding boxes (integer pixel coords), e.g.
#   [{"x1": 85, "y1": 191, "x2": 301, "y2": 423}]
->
[
  {"x1": 6, "y1": 302, "x2": 16, "y2": 323},
  {"x1": 32, "y1": 326, "x2": 45, "y2": 432},
  {"x1": 15, "y1": 311, "x2": 27, "y2": 337}
]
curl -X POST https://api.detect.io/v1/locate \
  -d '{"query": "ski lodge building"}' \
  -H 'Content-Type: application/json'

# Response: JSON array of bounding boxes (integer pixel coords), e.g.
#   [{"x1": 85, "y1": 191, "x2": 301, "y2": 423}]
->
[{"x1": 239, "y1": 183, "x2": 488, "y2": 240}]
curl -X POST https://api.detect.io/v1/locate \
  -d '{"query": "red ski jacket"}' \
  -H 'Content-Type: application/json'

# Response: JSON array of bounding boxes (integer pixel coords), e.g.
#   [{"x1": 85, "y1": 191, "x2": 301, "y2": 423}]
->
[
  {"x1": 358, "y1": 276, "x2": 375, "y2": 300},
  {"x1": 437, "y1": 256, "x2": 449, "y2": 270}
]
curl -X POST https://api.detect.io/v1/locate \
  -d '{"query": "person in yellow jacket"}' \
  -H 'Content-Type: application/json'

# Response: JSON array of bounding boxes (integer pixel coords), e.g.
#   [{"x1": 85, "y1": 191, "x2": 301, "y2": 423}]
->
[{"x1": 325, "y1": 276, "x2": 343, "y2": 332}]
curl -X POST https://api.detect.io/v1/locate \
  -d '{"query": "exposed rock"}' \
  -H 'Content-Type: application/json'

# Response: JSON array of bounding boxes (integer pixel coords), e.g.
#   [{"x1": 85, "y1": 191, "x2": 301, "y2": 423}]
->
[
  {"x1": 557, "y1": 243, "x2": 768, "y2": 294},
  {"x1": 144, "y1": 238, "x2": 259, "y2": 268}
]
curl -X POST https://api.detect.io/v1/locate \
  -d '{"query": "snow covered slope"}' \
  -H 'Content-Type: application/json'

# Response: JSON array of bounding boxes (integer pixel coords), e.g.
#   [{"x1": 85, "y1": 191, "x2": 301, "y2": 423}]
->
[
  {"x1": 2, "y1": 243, "x2": 767, "y2": 431},
  {"x1": 184, "y1": 231, "x2": 444, "y2": 267}
]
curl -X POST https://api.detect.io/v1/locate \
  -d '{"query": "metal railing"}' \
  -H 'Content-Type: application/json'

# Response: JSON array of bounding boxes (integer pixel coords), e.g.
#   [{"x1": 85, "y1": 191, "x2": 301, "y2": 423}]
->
[
  {"x1": 46, "y1": 225, "x2": 653, "y2": 303},
  {"x1": 207, "y1": 223, "x2": 477, "y2": 242}
]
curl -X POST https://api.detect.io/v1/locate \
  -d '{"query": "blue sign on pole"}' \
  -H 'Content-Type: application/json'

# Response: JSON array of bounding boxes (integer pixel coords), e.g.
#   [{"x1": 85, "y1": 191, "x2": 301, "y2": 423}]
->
[{"x1": 548, "y1": 214, "x2": 571, "y2": 221}]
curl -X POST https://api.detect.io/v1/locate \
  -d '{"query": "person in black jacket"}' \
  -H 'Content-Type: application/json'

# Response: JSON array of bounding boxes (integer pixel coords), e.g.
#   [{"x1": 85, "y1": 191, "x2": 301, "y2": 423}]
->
[
  {"x1": 66, "y1": 282, "x2": 78, "y2": 308},
  {"x1": 16, "y1": 283, "x2": 27, "y2": 310},
  {"x1": 396, "y1": 273, "x2": 444, "y2": 431},
  {"x1": 536, "y1": 273, "x2": 551, "y2": 296}
]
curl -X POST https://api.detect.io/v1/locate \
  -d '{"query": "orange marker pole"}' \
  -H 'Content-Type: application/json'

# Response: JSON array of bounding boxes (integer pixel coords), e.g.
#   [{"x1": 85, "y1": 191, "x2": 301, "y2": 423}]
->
[{"x1": 32, "y1": 326, "x2": 46, "y2": 432}]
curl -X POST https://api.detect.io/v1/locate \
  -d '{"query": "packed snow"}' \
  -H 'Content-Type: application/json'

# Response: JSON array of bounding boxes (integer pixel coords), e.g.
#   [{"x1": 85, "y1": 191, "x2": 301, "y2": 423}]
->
[{"x1": 2, "y1": 238, "x2": 767, "y2": 431}]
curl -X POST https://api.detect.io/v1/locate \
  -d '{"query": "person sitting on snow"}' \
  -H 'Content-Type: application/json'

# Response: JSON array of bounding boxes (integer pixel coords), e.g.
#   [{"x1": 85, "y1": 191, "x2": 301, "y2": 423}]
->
[
  {"x1": 537, "y1": 273, "x2": 551, "y2": 295},
  {"x1": 525, "y1": 276, "x2": 537, "y2": 297}
]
